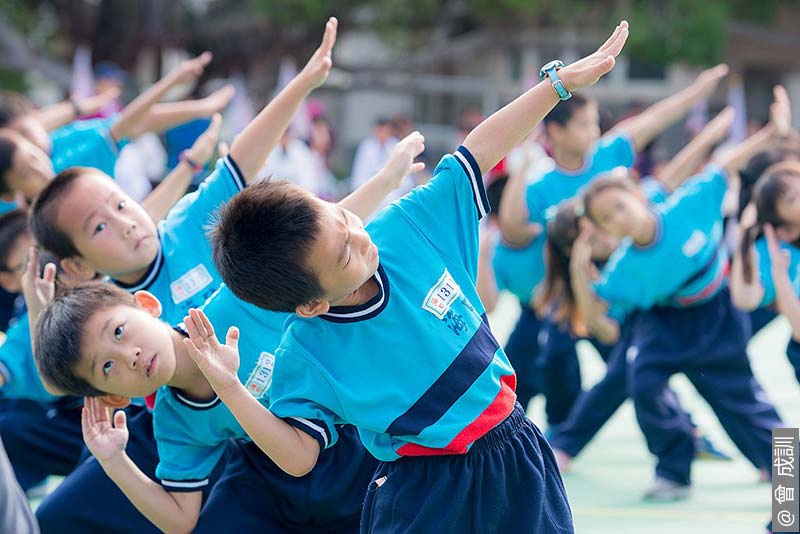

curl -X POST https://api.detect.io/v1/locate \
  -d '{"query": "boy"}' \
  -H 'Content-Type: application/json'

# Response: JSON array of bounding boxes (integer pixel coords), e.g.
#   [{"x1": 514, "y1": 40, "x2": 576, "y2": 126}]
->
[
  {"x1": 36, "y1": 281, "x2": 377, "y2": 533},
  {"x1": 493, "y1": 63, "x2": 730, "y2": 429},
  {"x1": 186, "y1": 22, "x2": 631, "y2": 533},
  {"x1": 31, "y1": 17, "x2": 416, "y2": 326},
  {"x1": 0, "y1": 51, "x2": 226, "y2": 210}
]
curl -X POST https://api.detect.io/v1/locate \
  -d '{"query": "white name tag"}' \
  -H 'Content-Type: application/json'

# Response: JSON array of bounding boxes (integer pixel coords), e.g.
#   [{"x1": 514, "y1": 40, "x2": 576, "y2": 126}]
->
[
  {"x1": 244, "y1": 352, "x2": 275, "y2": 398},
  {"x1": 681, "y1": 230, "x2": 707, "y2": 257},
  {"x1": 422, "y1": 269, "x2": 461, "y2": 320},
  {"x1": 170, "y1": 265, "x2": 214, "y2": 304}
]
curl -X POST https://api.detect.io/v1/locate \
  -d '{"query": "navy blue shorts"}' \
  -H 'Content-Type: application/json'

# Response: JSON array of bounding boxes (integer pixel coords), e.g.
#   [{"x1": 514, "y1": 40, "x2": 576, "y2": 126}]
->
[
  {"x1": 197, "y1": 424, "x2": 377, "y2": 533},
  {"x1": 360, "y1": 403, "x2": 574, "y2": 534}
]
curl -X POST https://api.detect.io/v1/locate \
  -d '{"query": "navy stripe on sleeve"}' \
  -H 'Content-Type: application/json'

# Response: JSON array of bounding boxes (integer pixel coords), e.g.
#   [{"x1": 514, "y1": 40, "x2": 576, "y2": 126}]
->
[
  {"x1": 285, "y1": 417, "x2": 331, "y2": 450},
  {"x1": 453, "y1": 145, "x2": 490, "y2": 220},
  {"x1": 160, "y1": 477, "x2": 209, "y2": 492},
  {"x1": 224, "y1": 155, "x2": 247, "y2": 191}
]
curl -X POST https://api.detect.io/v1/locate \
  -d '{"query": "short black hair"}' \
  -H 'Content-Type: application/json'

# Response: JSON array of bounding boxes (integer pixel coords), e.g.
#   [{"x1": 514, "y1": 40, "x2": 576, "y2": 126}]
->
[
  {"x1": 30, "y1": 167, "x2": 90, "y2": 261},
  {"x1": 35, "y1": 282, "x2": 135, "y2": 397},
  {"x1": 543, "y1": 94, "x2": 591, "y2": 127},
  {"x1": 0, "y1": 208, "x2": 30, "y2": 271},
  {"x1": 0, "y1": 129, "x2": 21, "y2": 195},
  {"x1": 0, "y1": 92, "x2": 34, "y2": 129},
  {"x1": 211, "y1": 180, "x2": 324, "y2": 312}
]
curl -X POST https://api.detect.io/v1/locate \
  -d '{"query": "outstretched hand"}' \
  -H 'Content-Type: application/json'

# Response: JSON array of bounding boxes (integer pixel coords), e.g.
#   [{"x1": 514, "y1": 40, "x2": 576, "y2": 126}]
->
[
  {"x1": 770, "y1": 85, "x2": 792, "y2": 137},
  {"x1": 183, "y1": 309, "x2": 241, "y2": 396},
  {"x1": 21, "y1": 246, "x2": 56, "y2": 319},
  {"x1": 169, "y1": 51, "x2": 213, "y2": 87},
  {"x1": 560, "y1": 21, "x2": 629, "y2": 92},
  {"x1": 186, "y1": 113, "x2": 223, "y2": 168},
  {"x1": 765, "y1": 224, "x2": 791, "y2": 275},
  {"x1": 82, "y1": 397, "x2": 129, "y2": 463},
  {"x1": 299, "y1": 17, "x2": 338, "y2": 90},
  {"x1": 382, "y1": 131, "x2": 426, "y2": 189}
]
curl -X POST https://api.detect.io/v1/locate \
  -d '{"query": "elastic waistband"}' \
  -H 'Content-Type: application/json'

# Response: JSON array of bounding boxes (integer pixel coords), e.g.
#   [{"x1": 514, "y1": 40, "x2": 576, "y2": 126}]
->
[{"x1": 468, "y1": 402, "x2": 528, "y2": 454}]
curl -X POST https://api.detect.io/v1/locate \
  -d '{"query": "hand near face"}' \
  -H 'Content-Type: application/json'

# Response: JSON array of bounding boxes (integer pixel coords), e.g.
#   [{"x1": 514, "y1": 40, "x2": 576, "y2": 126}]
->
[{"x1": 183, "y1": 308, "x2": 241, "y2": 396}]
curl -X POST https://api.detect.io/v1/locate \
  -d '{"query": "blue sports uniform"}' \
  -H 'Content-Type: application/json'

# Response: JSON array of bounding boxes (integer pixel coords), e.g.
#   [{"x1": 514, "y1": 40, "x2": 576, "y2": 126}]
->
[
  {"x1": 50, "y1": 116, "x2": 126, "y2": 176},
  {"x1": 271, "y1": 146, "x2": 573, "y2": 533},
  {"x1": 153, "y1": 286, "x2": 375, "y2": 533},
  {"x1": 113, "y1": 155, "x2": 245, "y2": 325},
  {"x1": 594, "y1": 166, "x2": 782, "y2": 485},
  {"x1": 492, "y1": 134, "x2": 636, "y2": 426}
]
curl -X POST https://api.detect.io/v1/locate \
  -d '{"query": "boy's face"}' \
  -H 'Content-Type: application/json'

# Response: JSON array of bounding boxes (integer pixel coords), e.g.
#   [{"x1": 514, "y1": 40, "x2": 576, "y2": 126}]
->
[
  {"x1": 55, "y1": 173, "x2": 159, "y2": 277},
  {"x1": 549, "y1": 102, "x2": 600, "y2": 157},
  {"x1": 305, "y1": 198, "x2": 380, "y2": 304},
  {"x1": 76, "y1": 303, "x2": 177, "y2": 398},
  {"x1": 0, "y1": 231, "x2": 33, "y2": 293},
  {"x1": 7, "y1": 136, "x2": 53, "y2": 199}
]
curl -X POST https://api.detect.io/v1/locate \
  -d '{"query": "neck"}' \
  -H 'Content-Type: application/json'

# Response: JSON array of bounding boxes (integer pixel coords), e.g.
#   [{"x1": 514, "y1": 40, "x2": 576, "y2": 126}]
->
[
  {"x1": 632, "y1": 212, "x2": 657, "y2": 247},
  {"x1": 330, "y1": 276, "x2": 380, "y2": 308},
  {"x1": 113, "y1": 264, "x2": 151, "y2": 285},
  {"x1": 167, "y1": 328, "x2": 215, "y2": 399},
  {"x1": 552, "y1": 145, "x2": 585, "y2": 171}
]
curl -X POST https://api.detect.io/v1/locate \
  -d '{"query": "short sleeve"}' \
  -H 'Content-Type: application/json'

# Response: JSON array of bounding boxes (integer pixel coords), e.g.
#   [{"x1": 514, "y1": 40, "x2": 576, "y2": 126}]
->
[
  {"x1": 596, "y1": 132, "x2": 636, "y2": 169},
  {"x1": 755, "y1": 237, "x2": 800, "y2": 307},
  {"x1": 593, "y1": 250, "x2": 640, "y2": 321},
  {"x1": 525, "y1": 181, "x2": 549, "y2": 226},
  {"x1": 154, "y1": 434, "x2": 227, "y2": 493},
  {"x1": 641, "y1": 177, "x2": 669, "y2": 205},
  {"x1": 671, "y1": 165, "x2": 728, "y2": 227},
  {"x1": 51, "y1": 117, "x2": 124, "y2": 176},
  {"x1": 0, "y1": 317, "x2": 59, "y2": 403},
  {"x1": 394, "y1": 145, "x2": 489, "y2": 280},
  {"x1": 161, "y1": 155, "x2": 246, "y2": 244},
  {"x1": 269, "y1": 344, "x2": 344, "y2": 451}
]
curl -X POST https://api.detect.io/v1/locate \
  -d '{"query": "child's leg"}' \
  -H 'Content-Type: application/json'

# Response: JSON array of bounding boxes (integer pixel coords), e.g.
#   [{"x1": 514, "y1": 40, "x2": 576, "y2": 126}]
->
[
  {"x1": 549, "y1": 340, "x2": 629, "y2": 457},
  {"x1": 628, "y1": 336, "x2": 695, "y2": 490},
  {"x1": 361, "y1": 404, "x2": 574, "y2": 534},
  {"x1": 0, "y1": 399, "x2": 83, "y2": 490},
  {"x1": 748, "y1": 307, "x2": 778, "y2": 338},
  {"x1": 537, "y1": 319, "x2": 582, "y2": 428},
  {"x1": 785, "y1": 338, "x2": 800, "y2": 385},
  {"x1": 503, "y1": 306, "x2": 543, "y2": 411},
  {"x1": 35, "y1": 406, "x2": 162, "y2": 534}
]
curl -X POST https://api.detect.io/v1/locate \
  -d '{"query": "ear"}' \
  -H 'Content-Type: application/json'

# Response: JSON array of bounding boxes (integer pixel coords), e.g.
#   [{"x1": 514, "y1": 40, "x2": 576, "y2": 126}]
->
[
  {"x1": 60, "y1": 256, "x2": 95, "y2": 281},
  {"x1": 134, "y1": 290, "x2": 162, "y2": 318},
  {"x1": 295, "y1": 299, "x2": 330, "y2": 318},
  {"x1": 97, "y1": 395, "x2": 131, "y2": 410}
]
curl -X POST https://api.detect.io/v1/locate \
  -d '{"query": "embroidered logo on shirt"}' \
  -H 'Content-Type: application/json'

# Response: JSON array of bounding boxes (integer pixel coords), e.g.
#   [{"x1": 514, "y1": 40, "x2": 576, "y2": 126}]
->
[
  {"x1": 244, "y1": 352, "x2": 275, "y2": 398},
  {"x1": 681, "y1": 230, "x2": 707, "y2": 257},
  {"x1": 422, "y1": 269, "x2": 461, "y2": 320},
  {"x1": 170, "y1": 265, "x2": 214, "y2": 304}
]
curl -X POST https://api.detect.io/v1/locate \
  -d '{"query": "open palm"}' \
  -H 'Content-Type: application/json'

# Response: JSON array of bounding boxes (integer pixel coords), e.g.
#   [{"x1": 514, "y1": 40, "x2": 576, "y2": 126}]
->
[
  {"x1": 183, "y1": 308, "x2": 241, "y2": 395},
  {"x1": 560, "y1": 21, "x2": 629, "y2": 92},
  {"x1": 20, "y1": 246, "x2": 56, "y2": 319},
  {"x1": 300, "y1": 17, "x2": 338, "y2": 90},
  {"x1": 82, "y1": 397, "x2": 128, "y2": 463}
]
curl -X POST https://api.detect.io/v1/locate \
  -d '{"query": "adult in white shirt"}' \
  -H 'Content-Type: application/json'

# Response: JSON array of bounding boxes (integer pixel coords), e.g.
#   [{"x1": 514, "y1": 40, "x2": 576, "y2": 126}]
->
[
  {"x1": 258, "y1": 130, "x2": 321, "y2": 195},
  {"x1": 350, "y1": 118, "x2": 398, "y2": 190}
]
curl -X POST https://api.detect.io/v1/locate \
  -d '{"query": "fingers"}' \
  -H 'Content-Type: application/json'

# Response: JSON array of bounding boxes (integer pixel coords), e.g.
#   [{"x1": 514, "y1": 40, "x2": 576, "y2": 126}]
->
[
  {"x1": 113, "y1": 409, "x2": 127, "y2": 431},
  {"x1": 409, "y1": 162, "x2": 426, "y2": 174},
  {"x1": 599, "y1": 21, "x2": 629, "y2": 57},
  {"x1": 183, "y1": 337, "x2": 203, "y2": 362},
  {"x1": 218, "y1": 141, "x2": 229, "y2": 158},
  {"x1": 704, "y1": 63, "x2": 730, "y2": 81},
  {"x1": 319, "y1": 17, "x2": 338, "y2": 56},
  {"x1": 183, "y1": 311, "x2": 205, "y2": 346},
  {"x1": 24, "y1": 245, "x2": 38, "y2": 279},
  {"x1": 43, "y1": 262, "x2": 57, "y2": 284},
  {"x1": 225, "y1": 326, "x2": 239, "y2": 350},
  {"x1": 194, "y1": 51, "x2": 213, "y2": 68},
  {"x1": 204, "y1": 113, "x2": 223, "y2": 141},
  {"x1": 196, "y1": 309, "x2": 218, "y2": 345}
]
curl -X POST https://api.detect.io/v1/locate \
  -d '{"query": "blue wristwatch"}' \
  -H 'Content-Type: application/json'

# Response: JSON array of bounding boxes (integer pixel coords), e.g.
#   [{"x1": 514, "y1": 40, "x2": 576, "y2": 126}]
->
[{"x1": 539, "y1": 60, "x2": 572, "y2": 101}]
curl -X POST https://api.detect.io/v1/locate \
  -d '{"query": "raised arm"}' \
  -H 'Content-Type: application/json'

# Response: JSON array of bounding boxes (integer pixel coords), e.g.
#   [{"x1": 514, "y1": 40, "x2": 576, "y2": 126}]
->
[
  {"x1": 140, "y1": 113, "x2": 223, "y2": 222},
  {"x1": 34, "y1": 87, "x2": 121, "y2": 131},
  {"x1": 183, "y1": 309, "x2": 320, "y2": 477},
  {"x1": 729, "y1": 205, "x2": 765, "y2": 310},
  {"x1": 658, "y1": 107, "x2": 734, "y2": 192},
  {"x1": 569, "y1": 228, "x2": 620, "y2": 344},
  {"x1": 497, "y1": 148, "x2": 544, "y2": 246},
  {"x1": 464, "y1": 21, "x2": 629, "y2": 175},
  {"x1": 615, "y1": 64, "x2": 729, "y2": 152},
  {"x1": 713, "y1": 85, "x2": 791, "y2": 177},
  {"x1": 229, "y1": 17, "x2": 337, "y2": 184},
  {"x1": 109, "y1": 52, "x2": 213, "y2": 143},
  {"x1": 765, "y1": 224, "x2": 800, "y2": 340},
  {"x1": 82, "y1": 398, "x2": 203, "y2": 534},
  {"x1": 338, "y1": 131, "x2": 425, "y2": 221},
  {"x1": 20, "y1": 246, "x2": 56, "y2": 354},
  {"x1": 139, "y1": 84, "x2": 235, "y2": 134}
]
